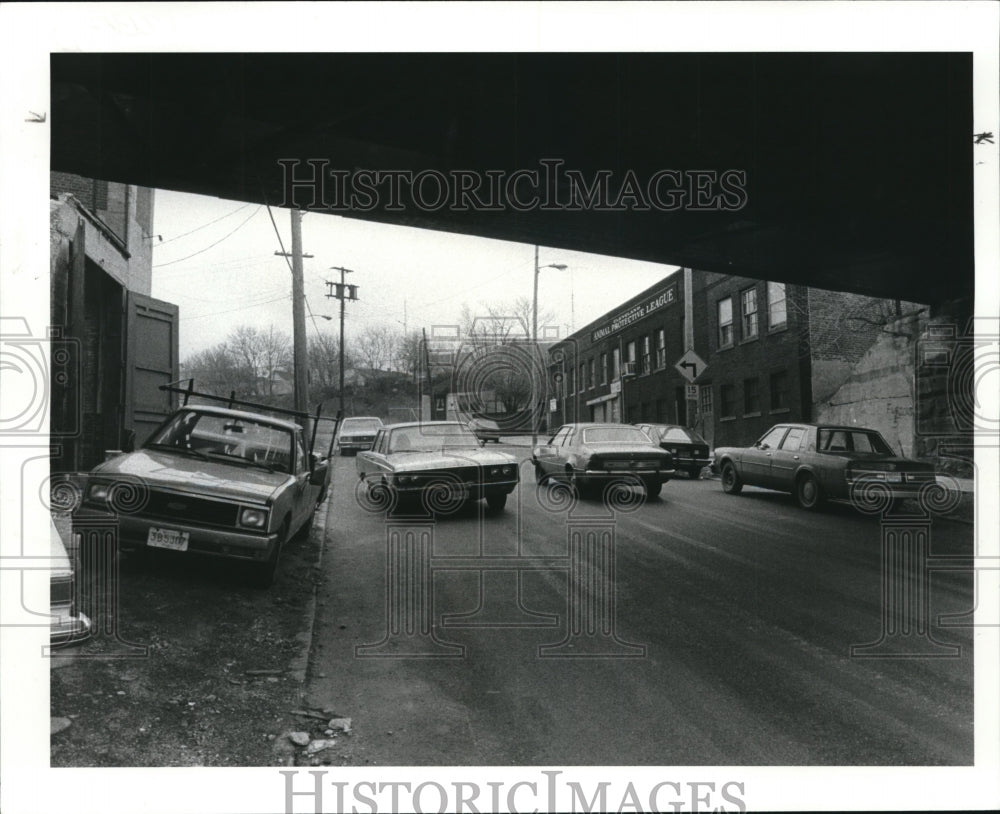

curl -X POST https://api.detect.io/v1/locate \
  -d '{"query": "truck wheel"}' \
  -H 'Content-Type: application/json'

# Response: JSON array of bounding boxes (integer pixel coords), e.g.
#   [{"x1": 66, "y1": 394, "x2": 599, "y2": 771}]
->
[
  {"x1": 249, "y1": 518, "x2": 288, "y2": 588},
  {"x1": 721, "y1": 462, "x2": 743, "y2": 495},
  {"x1": 646, "y1": 481, "x2": 662, "y2": 499}
]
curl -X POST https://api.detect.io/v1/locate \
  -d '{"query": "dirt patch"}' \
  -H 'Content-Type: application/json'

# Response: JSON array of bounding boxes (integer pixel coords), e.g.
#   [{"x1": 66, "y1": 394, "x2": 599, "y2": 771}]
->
[{"x1": 50, "y1": 511, "x2": 325, "y2": 767}]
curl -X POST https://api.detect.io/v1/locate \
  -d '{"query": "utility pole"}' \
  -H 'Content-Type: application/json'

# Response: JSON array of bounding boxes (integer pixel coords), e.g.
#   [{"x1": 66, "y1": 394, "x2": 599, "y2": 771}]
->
[
  {"x1": 325, "y1": 267, "x2": 358, "y2": 415},
  {"x1": 274, "y1": 210, "x2": 313, "y2": 413}
]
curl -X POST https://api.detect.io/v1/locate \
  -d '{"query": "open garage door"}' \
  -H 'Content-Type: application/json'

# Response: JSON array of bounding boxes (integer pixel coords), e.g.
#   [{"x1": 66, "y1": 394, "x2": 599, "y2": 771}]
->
[{"x1": 124, "y1": 292, "x2": 179, "y2": 447}]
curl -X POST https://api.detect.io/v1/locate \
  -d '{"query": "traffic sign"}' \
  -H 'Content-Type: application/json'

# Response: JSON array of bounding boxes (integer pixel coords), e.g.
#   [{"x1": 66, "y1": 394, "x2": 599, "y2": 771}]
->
[
  {"x1": 674, "y1": 349, "x2": 707, "y2": 383},
  {"x1": 686, "y1": 384, "x2": 698, "y2": 400}
]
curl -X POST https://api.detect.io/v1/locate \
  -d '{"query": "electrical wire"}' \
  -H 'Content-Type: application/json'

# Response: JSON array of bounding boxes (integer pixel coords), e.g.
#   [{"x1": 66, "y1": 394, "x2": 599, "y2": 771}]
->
[
  {"x1": 156, "y1": 202, "x2": 254, "y2": 246},
  {"x1": 180, "y1": 293, "x2": 290, "y2": 321},
  {"x1": 153, "y1": 206, "x2": 263, "y2": 267}
]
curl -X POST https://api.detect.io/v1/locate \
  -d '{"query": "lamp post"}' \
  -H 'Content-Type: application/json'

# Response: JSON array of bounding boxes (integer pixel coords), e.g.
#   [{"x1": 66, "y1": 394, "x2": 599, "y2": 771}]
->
[{"x1": 532, "y1": 245, "x2": 568, "y2": 443}]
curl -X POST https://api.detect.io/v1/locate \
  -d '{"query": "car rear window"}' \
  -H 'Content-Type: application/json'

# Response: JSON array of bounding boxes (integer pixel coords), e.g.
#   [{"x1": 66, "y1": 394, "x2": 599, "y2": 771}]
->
[
  {"x1": 661, "y1": 427, "x2": 694, "y2": 443},
  {"x1": 582, "y1": 427, "x2": 651, "y2": 444},
  {"x1": 818, "y1": 429, "x2": 893, "y2": 454}
]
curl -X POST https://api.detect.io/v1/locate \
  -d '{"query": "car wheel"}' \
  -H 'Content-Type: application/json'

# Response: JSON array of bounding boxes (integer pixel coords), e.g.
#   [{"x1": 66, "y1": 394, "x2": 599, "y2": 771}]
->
[
  {"x1": 534, "y1": 463, "x2": 548, "y2": 484},
  {"x1": 796, "y1": 472, "x2": 824, "y2": 511},
  {"x1": 249, "y1": 517, "x2": 288, "y2": 588},
  {"x1": 721, "y1": 462, "x2": 743, "y2": 495},
  {"x1": 485, "y1": 493, "x2": 508, "y2": 513},
  {"x1": 688, "y1": 466, "x2": 703, "y2": 479},
  {"x1": 646, "y1": 481, "x2": 662, "y2": 499}
]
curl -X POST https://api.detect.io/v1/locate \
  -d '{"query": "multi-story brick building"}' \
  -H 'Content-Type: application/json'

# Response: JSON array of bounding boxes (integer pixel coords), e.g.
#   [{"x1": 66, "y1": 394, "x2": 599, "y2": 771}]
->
[{"x1": 548, "y1": 269, "x2": 922, "y2": 451}]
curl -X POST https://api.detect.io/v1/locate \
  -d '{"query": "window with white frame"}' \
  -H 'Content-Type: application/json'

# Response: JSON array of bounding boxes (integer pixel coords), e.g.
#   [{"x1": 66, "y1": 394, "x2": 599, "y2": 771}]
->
[
  {"x1": 655, "y1": 328, "x2": 666, "y2": 369},
  {"x1": 741, "y1": 287, "x2": 758, "y2": 339},
  {"x1": 718, "y1": 297, "x2": 733, "y2": 347},
  {"x1": 768, "y1": 282, "x2": 787, "y2": 329}
]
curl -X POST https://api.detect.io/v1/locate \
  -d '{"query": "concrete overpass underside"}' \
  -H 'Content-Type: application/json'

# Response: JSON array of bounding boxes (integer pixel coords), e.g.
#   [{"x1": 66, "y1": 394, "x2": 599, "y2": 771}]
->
[{"x1": 50, "y1": 52, "x2": 974, "y2": 305}]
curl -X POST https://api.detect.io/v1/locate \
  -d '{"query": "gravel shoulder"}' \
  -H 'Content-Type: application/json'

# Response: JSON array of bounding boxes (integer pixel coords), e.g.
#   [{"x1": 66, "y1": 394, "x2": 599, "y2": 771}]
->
[{"x1": 50, "y1": 502, "x2": 329, "y2": 767}]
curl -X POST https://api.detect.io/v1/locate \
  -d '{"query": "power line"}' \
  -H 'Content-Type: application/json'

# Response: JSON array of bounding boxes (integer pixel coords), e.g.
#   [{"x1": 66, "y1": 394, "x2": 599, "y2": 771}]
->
[
  {"x1": 153, "y1": 206, "x2": 263, "y2": 267},
  {"x1": 156, "y1": 202, "x2": 254, "y2": 245},
  {"x1": 180, "y1": 293, "x2": 290, "y2": 321}
]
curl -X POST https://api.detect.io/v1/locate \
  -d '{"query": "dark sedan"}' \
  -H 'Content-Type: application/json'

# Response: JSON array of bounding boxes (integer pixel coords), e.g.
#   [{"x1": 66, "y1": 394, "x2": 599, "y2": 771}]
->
[
  {"x1": 636, "y1": 423, "x2": 712, "y2": 479},
  {"x1": 714, "y1": 423, "x2": 937, "y2": 511},
  {"x1": 532, "y1": 423, "x2": 675, "y2": 498}
]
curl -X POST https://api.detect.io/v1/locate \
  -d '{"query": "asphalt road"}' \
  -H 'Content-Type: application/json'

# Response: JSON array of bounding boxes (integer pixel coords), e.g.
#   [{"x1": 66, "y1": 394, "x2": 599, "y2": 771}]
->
[{"x1": 304, "y1": 447, "x2": 974, "y2": 766}]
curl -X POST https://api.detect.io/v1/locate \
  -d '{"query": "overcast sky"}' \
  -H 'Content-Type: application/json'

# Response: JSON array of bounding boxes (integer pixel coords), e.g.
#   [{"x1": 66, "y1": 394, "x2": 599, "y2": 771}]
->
[{"x1": 150, "y1": 188, "x2": 676, "y2": 361}]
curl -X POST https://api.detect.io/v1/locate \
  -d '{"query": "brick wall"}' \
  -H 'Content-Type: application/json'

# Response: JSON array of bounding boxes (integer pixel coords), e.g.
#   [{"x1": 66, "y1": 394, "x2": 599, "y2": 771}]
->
[{"x1": 698, "y1": 272, "x2": 812, "y2": 448}]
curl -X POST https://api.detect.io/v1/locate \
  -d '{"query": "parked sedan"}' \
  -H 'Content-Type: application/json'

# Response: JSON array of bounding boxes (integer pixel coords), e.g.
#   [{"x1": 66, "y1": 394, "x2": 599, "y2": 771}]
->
[
  {"x1": 714, "y1": 423, "x2": 937, "y2": 511},
  {"x1": 356, "y1": 421, "x2": 519, "y2": 512},
  {"x1": 636, "y1": 423, "x2": 712, "y2": 479},
  {"x1": 73, "y1": 404, "x2": 330, "y2": 587},
  {"x1": 337, "y1": 416, "x2": 384, "y2": 455},
  {"x1": 468, "y1": 417, "x2": 502, "y2": 443},
  {"x1": 532, "y1": 423, "x2": 675, "y2": 498}
]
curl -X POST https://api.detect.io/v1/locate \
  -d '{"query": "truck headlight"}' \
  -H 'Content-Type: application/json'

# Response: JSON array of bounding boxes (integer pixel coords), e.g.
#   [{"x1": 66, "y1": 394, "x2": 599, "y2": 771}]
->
[{"x1": 238, "y1": 507, "x2": 269, "y2": 529}]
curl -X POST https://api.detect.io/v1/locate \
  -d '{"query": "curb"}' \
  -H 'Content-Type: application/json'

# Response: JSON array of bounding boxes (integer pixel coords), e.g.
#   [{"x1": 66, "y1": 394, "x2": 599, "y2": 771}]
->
[{"x1": 287, "y1": 485, "x2": 332, "y2": 685}]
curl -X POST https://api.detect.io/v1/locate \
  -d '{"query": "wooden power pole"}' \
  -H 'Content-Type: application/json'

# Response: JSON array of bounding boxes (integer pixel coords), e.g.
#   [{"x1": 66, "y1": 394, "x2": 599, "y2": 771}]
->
[
  {"x1": 274, "y1": 209, "x2": 313, "y2": 413},
  {"x1": 325, "y1": 267, "x2": 358, "y2": 415}
]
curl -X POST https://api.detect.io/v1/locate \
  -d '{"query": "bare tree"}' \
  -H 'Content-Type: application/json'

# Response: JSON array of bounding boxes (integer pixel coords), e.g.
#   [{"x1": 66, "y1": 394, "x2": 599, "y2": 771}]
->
[
  {"x1": 454, "y1": 298, "x2": 557, "y2": 415},
  {"x1": 225, "y1": 324, "x2": 291, "y2": 396},
  {"x1": 308, "y1": 330, "x2": 345, "y2": 391},
  {"x1": 354, "y1": 324, "x2": 402, "y2": 372}
]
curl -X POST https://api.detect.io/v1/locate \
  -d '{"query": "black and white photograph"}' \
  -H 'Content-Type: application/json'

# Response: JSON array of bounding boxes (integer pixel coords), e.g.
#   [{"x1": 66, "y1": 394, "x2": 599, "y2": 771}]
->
[{"x1": 1, "y1": 3, "x2": 998, "y2": 813}]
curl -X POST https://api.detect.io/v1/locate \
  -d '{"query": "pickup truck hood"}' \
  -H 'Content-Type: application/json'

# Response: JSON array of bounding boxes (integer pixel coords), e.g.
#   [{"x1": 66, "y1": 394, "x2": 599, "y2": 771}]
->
[
  {"x1": 388, "y1": 447, "x2": 517, "y2": 473},
  {"x1": 90, "y1": 449, "x2": 288, "y2": 502}
]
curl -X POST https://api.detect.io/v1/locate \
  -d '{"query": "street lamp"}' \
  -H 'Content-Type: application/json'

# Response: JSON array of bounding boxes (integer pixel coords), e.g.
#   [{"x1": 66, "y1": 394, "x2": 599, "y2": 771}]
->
[{"x1": 532, "y1": 246, "x2": 568, "y2": 443}]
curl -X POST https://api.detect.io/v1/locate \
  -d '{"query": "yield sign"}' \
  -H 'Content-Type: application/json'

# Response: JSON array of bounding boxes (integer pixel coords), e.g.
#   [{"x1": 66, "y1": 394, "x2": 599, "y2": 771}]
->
[{"x1": 674, "y1": 349, "x2": 707, "y2": 383}]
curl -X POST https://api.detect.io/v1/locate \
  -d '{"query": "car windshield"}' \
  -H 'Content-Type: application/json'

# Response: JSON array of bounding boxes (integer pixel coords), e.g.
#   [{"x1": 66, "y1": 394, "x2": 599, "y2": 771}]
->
[
  {"x1": 582, "y1": 426, "x2": 652, "y2": 445},
  {"x1": 147, "y1": 410, "x2": 294, "y2": 472},
  {"x1": 342, "y1": 418, "x2": 381, "y2": 432},
  {"x1": 388, "y1": 424, "x2": 479, "y2": 452},
  {"x1": 818, "y1": 428, "x2": 894, "y2": 455}
]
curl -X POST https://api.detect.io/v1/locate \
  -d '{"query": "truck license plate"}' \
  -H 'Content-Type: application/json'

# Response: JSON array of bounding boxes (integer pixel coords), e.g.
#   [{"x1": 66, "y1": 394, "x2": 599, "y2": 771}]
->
[{"x1": 148, "y1": 527, "x2": 190, "y2": 551}]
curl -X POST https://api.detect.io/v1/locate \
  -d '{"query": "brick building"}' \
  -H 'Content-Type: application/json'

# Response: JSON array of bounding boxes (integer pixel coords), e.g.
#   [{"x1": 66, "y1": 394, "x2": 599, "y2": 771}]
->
[
  {"x1": 50, "y1": 172, "x2": 179, "y2": 472},
  {"x1": 549, "y1": 269, "x2": 922, "y2": 451}
]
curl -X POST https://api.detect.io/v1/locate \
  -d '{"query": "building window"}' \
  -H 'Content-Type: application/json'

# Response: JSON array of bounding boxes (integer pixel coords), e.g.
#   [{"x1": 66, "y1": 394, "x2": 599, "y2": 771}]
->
[
  {"x1": 720, "y1": 383, "x2": 736, "y2": 418},
  {"x1": 770, "y1": 370, "x2": 789, "y2": 410},
  {"x1": 655, "y1": 328, "x2": 666, "y2": 369},
  {"x1": 768, "y1": 282, "x2": 787, "y2": 329},
  {"x1": 579, "y1": 364, "x2": 586, "y2": 393},
  {"x1": 741, "y1": 287, "x2": 758, "y2": 340},
  {"x1": 718, "y1": 297, "x2": 733, "y2": 347},
  {"x1": 588, "y1": 358, "x2": 596, "y2": 389},
  {"x1": 743, "y1": 377, "x2": 760, "y2": 414},
  {"x1": 624, "y1": 340, "x2": 636, "y2": 375},
  {"x1": 611, "y1": 347, "x2": 620, "y2": 380},
  {"x1": 640, "y1": 335, "x2": 651, "y2": 374},
  {"x1": 600, "y1": 352, "x2": 608, "y2": 384},
  {"x1": 566, "y1": 368, "x2": 574, "y2": 395},
  {"x1": 700, "y1": 385, "x2": 713, "y2": 415}
]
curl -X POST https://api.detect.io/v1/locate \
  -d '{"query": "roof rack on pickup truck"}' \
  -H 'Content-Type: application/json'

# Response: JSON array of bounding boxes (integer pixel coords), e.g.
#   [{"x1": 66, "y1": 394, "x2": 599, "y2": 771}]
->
[{"x1": 159, "y1": 379, "x2": 343, "y2": 459}]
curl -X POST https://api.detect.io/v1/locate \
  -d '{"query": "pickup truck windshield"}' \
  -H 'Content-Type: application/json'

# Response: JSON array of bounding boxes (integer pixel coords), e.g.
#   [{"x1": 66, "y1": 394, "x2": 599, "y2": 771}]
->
[{"x1": 147, "y1": 410, "x2": 295, "y2": 472}]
